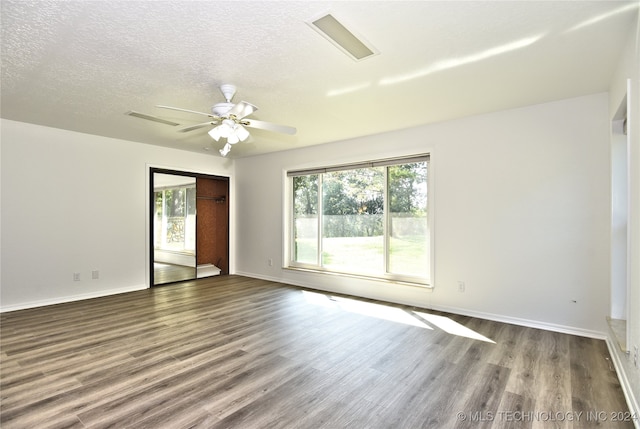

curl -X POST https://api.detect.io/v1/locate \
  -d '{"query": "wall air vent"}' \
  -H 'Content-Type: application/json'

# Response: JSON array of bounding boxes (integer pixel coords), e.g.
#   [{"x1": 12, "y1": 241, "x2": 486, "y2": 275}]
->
[{"x1": 307, "y1": 13, "x2": 378, "y2": 61}]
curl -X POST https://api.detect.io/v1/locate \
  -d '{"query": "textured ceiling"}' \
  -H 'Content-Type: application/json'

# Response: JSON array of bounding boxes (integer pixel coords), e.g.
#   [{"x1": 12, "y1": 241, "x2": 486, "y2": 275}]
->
[{"x1": 1, "y1": 1, "x2": 638, "y2": 158}]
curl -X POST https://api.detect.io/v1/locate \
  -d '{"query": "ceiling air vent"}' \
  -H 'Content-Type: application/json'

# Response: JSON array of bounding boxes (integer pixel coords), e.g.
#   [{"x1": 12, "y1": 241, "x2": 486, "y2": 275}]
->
[{"x1": 307, "y1": 13, "x2": 378, "y2": 61}]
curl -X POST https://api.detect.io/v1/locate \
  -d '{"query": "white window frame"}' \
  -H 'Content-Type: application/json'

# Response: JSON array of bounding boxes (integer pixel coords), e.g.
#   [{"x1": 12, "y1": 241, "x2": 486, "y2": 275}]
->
[{"x1": 285, "y1": 154, "x2": 433, "y2": 287}]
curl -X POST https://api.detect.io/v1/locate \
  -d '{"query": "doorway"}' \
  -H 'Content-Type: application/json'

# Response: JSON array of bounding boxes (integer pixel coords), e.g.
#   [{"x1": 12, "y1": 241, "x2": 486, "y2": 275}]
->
[
  {"x1": 150, "y1": 168, "x2": 230, "y2": 286},
  {"x1": 609, "y1": 84, "x2": 630, "y2": 352}
]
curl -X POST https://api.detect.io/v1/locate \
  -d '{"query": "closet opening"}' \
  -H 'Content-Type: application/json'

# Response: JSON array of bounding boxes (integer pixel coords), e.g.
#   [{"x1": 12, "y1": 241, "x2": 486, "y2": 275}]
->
[{"x1": 150, "y1": 168, "x2": 229, "y2": 286}]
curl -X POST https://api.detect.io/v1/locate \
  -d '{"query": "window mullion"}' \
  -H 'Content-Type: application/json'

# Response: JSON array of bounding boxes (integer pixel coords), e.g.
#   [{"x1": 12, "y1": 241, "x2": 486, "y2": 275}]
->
[
  {"x1": 290, "y1": 181, "x2": 296, "y2": 266},
  {"x1": 317, "y1": 174, "x2": 323, "y2": 267},
  {"x1": 383, "y1": 167, "x2": 390, "y2": 275}
]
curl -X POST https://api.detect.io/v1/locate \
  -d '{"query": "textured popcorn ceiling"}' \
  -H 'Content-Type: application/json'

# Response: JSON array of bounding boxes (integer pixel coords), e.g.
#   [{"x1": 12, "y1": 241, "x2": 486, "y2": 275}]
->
[{"x1": 1, "y1": 1, "x2": 638, "y2": 157}]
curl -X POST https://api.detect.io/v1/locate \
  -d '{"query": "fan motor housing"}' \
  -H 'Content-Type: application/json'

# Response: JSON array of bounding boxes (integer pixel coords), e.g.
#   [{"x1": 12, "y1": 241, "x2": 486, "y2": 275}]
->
[{"x1": 212, "y1": 102, "x2": 234, "y2": 116}]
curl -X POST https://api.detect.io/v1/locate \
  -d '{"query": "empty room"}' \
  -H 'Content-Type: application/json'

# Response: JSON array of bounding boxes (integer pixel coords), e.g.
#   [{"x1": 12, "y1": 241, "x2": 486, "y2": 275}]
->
[{"x1": 1, "y1": 1, "x2": 639, "y2": 428}]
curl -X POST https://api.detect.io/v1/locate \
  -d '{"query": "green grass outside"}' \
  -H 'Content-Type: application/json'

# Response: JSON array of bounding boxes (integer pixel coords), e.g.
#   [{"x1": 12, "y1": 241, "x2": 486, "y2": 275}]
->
[{"x1": 295, "y1": 235, "x2": 429, "y2": 277}]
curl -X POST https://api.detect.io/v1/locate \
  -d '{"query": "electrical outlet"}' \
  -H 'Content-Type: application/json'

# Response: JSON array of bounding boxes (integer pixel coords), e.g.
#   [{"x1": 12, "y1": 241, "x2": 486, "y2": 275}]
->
[
  {"x1": 634, "y1": 346, "x2": 638, "y2": 369},
  {"x1": 268, "y1": 258, "x2": 273, "y2": 267},
  {"x1": 92, "y1": 270, "x2": 99, "y2": 280},
  {"x1": 73, "y1": 273, "x2": 81, "y2": 281},
  {"x1": 458, "y1": 281, "x2": 465, "y2": 292}
]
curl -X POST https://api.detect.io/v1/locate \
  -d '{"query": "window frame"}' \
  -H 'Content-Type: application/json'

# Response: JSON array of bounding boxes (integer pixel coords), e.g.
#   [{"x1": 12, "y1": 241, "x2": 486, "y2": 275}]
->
[{"x1": 285, "y1": 154, "x2": 433, "y2": 287}]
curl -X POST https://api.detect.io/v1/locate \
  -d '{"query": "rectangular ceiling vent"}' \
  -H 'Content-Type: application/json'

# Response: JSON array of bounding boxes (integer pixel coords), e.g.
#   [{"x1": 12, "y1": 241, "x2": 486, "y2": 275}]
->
[{"x1": 307, "y1": 13, "x2": 379, "y2": 61}]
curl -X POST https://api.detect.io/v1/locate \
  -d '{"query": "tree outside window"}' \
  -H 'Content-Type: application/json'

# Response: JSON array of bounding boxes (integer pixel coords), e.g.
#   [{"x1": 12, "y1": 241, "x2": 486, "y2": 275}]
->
[{"x1": 290, "y1": 157, "x2": 429, "y2": 284}]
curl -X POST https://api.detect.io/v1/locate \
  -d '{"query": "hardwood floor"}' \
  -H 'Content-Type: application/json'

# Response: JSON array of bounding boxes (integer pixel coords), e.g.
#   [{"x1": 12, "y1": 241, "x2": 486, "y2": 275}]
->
[
  {"x1": 0, "y1": 276, "x2": 633, "y2": 428},
  {"x1": 153, "y1": 263, "x2": 196, "y2": 285}
]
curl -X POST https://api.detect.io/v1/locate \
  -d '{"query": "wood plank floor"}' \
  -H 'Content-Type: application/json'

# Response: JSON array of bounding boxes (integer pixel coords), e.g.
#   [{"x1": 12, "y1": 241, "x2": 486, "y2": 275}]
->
[
  {"x1": 0, "y1": 275, "x2": 633, "y2": 429},
  {"x1": 153, "y1": 263, "x2": 196, "y2": 285}
]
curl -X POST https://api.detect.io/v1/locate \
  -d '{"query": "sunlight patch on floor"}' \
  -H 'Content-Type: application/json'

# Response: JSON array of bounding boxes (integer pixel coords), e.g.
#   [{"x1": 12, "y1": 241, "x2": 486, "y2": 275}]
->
[
  {"x1": 302, "y1": 291, "x2": 496, "y2": 342},
  {"x1": 414, "y1": 311, "x2": 495, "y2": 343},
  {"x1": 302, "y1": 291, "x2": 431, "y2": 329}
]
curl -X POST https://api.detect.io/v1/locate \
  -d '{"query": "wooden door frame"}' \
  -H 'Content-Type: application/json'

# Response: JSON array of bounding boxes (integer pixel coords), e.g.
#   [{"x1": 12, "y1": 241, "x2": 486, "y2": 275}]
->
[{"x1": 149, "y1": 167, "x2": 230, "y2": 287}]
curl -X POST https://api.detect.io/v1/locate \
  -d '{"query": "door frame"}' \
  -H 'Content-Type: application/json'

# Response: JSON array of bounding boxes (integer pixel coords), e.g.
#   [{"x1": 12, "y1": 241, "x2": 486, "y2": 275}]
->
[{"x1": 149, "y1": 167, "x2": 230, "y2": 287}]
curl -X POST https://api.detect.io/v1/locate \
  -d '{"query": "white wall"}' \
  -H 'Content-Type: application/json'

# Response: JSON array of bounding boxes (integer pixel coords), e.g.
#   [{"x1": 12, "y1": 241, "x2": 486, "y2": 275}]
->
[
  {"x1": 235, "y1": 92, "x2": 611, "y2": 338},
  {"x1": 0, "y1": 119, "x2": 234, "y2": 311},
  {"x1": 607, "y1": 9, "x2": 640, "y2": 421}
]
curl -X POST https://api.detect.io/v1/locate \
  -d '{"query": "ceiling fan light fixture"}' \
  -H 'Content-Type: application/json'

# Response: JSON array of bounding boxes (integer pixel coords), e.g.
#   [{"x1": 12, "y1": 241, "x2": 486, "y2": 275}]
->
[
  {"x1": 227, "y1": 133, "x2": 240, "y2": 145},
  {"x1": 236, "y1": 124, "x2": 250, "y2": 141},
  {"x1": 210, "y1": 119, "x2": 249, "y2": 153},
  {"x1": 208, "y1": 126, "x2": 222, "y2": 141},
  {"x1": 214, "y1": 121, "x2": 233, "y2": 138},
  {"x1": 219, "y1": 143, "x2": 231, "y2": 157},
  {"x1": 154, "y1": 83, "x2": 295, "y2": 157}
]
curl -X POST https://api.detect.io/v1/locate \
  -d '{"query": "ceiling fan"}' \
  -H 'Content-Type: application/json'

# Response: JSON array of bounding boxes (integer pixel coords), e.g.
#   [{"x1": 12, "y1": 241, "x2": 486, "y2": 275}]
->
[{"x1": 129, "y1": 84, "x2": 296, "y2": 156}]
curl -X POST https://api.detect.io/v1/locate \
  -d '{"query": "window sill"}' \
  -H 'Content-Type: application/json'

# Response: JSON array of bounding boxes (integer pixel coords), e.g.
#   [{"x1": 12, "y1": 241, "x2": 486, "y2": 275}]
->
[
  {"x1": 284, "y1": 266, "x2": 433, "y2": 289},
  {"x1": 606, "y1": 316, "x2": 627, "y2": 352}
]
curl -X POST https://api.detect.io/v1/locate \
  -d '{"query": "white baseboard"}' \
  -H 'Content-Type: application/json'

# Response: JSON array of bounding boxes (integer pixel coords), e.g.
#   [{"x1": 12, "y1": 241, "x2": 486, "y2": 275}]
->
[
  {"x1": 0, "y1": 284, "x2": 148, "y2": 313},
  {"x1": 606, "y1": 337, "x2": 640, "y2": 429},
  {"x1": 426, "y1": 303, "x2": 607, "y2": 340},
  {"x1": 234, "y1": 270, "x2": 283, "y2": 284},
  {"x1": 236, "y1": 271, "x2": 607, "y2": 340}
]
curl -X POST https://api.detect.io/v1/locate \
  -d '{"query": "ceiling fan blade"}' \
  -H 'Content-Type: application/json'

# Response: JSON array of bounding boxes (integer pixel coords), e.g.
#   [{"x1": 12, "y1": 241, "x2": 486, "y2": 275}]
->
[
  {"x1": 156, "y1": 105, "x2": 216, "y2": 118},
  {"x1": 125, "y1": 110, "x2": 180, "y2": 126},
  {"x1": 244, "y1": 119, "x2": 297, "y2": 135},
  {"x1": 178, "y1": 121, "x2": 219, "y2": 133},
  {"x1": 227, "y1": 101, "x2": 258, "y2": 119}
]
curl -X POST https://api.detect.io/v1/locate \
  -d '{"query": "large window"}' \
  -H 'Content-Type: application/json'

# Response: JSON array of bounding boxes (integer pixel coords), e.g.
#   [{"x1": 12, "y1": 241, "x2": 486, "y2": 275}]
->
[{"x1": 288, "y1": 155, "x2": 430, "y2": 285}]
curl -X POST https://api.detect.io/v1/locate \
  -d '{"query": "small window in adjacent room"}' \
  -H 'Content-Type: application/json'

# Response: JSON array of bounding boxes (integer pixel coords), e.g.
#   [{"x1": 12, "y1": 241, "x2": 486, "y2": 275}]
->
[{"x1": 287, "y1": 155, "x2": 431, "y2": 286}]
